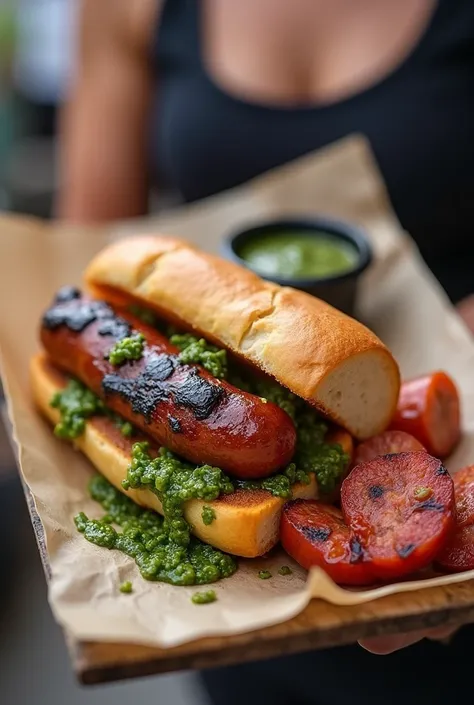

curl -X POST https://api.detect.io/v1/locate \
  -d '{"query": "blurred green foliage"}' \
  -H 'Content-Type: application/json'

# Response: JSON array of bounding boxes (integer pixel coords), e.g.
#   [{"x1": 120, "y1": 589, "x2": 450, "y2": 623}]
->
[{"x1": 0, "y1": 2, "x2": 16, "y2": 67}]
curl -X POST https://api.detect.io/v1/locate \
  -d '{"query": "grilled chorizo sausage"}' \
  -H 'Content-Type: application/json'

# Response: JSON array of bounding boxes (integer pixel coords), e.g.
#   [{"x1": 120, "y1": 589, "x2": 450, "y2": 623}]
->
[
  {"x1": 389, "y1": 372, "x2": 460, "y2": 458},
  {"x1": 40, "y1": 288, "x2": 297, "y2": 479}
]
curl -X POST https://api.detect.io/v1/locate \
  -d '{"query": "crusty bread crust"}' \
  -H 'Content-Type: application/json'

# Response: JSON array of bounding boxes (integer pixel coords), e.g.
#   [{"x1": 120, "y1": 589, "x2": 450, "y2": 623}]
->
[
  {"x1": 85, "y1": 235, "x2": 400, "y2": 438},
  {"x1": 30, "y1": 353, "x2": 322, "y2": 558}
]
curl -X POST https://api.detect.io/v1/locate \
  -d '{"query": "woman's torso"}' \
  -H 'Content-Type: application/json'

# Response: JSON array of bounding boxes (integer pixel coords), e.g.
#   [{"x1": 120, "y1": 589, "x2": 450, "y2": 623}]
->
[{"x1": 152, "y1": 0, "x2": 474, "y2": 301}]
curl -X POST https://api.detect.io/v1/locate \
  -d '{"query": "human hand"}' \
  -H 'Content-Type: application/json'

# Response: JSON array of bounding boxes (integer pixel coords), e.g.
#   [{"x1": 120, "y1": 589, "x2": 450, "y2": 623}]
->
[
  {"x1": 456, "y1": 295, "x2": 474, "y2": 334},
  {"x1": 358, "y1": 623, "x2": 460, "y2": 655}
]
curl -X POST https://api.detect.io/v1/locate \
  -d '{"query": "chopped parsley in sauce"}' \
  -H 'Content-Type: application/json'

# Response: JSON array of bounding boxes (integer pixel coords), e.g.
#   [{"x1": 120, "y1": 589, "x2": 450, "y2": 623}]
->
[
  {"x1": 107, "y1": 333, "x2": 145, "y2": 366},
  {"x1": 170, "y1": 333, "x2": 228, "y2": 379},
  {"x1": 278, "y1": 566, "x2": 292, "y2": 576},
  {"x1": 119, "y1": 581, "x2": 133, "y2": 594},
  {"x1": 51, "y1": 379, "x2": 134, "y2": 440},
  {"x1": 51, "y1": 379, "x2": 105, "y2": 439},
  {"x1": 258, "y1": 570, "x2": 272, "y2": 580},
  {"x1": 192, "y1": 590, "x2": 217, "y2": 604},
  {"x1": 75, "y1": 469, "x2": 237, "y2": 586},
  {"x1": 202, "y1": 505, "x2": 216, "y2": 525},
  {"x1": 116, "y1": 420, "x2": 134, "y2": 438},
  {"x1": 236, "y1": 463, "x2": 310, "y2": 498}
]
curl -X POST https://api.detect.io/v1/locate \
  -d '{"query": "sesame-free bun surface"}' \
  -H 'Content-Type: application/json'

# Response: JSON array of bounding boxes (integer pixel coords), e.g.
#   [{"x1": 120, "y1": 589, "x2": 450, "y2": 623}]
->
[{"x1": 85, "y1": 235, "x2": 400, "y2": 439}]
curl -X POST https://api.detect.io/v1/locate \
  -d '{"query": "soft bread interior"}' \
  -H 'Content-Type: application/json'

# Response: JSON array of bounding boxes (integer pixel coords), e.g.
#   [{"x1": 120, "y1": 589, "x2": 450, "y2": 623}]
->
[
  {"x1": 30, "y1": 353, "x2": 327, "y2": 558},
  {"x1": 85, "y1": 235, "x2": 400, "y2": 439},
  {"x1": 315, "y1": 349, "x2": 399, "y2": 439}
]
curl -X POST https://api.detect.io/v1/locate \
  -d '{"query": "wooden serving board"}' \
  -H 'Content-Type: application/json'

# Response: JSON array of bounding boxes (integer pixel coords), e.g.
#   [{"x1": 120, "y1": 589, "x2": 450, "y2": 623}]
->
[
  {"x1": 18, "y1": 469, "x2": 474, "y2": 684},
  {"x1": 71, "y1": 584, "x2": 474, "y2": 685}
]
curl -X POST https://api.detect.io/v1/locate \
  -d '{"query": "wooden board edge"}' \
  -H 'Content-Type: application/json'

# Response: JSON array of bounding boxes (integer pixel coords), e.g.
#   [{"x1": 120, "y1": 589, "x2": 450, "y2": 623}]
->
[
  {"x1": 71, "y1": 595, "x2": 474, "y2": 685},
  {"x1": 7, "y1": 411, "x2": 474, "y2": 687}
]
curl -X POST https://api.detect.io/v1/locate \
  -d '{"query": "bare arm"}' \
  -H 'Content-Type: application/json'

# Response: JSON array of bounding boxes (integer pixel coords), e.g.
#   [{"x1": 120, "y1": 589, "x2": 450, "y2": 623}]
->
[{"x1": 56, "y1": 0, "x2": 160, "y2": 223}]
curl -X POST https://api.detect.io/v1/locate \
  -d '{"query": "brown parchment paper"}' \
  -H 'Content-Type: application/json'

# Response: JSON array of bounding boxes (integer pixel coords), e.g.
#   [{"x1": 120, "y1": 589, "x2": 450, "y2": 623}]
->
[{"x1": 1, "y1": 135, "x2": 474, "y2": 649}]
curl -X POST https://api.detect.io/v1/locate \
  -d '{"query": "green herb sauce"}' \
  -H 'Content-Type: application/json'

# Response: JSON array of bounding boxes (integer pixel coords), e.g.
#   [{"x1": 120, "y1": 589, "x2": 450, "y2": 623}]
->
[
  {"x1": 51, "y1": 379, "x2": 134, "y2": 440},
  {"x1": 115, "y1": 419, "x2": 134, "y2": 438},
  {"x1": 51, "y1": 379, "x2": 105, "y2": 439},
  {"x1": 107, "y1": 333, "x2": 145, "y2": 366},
  {"x1": 192, "y1": 590, "x2": 217, "y2": 604},
  {"x1": 238, "y1": 231, "x2": 358, "y2": 280},
  {"x1": 170, "y1": 333, "x2": 228, "y2": 379},
  {"x1": 127, "y1": 305, "x2": 228, "y2": 379},
  {"x1": 258, "y1": 570, "x2": 272, "y2": 580},
  {"x1": 202, "y1": 505, "x2": 216, "y2": 525},
  {"x1": 278, "y1": 565, "x2": 292, "y2": 576},
  {"x1": 75, "y1": 470, "x2": 237, "y2": 586},
  {"x1": 119, "y1": 581, "x2": 133, "y2": 593},
  {"x1": 236, "y1": 463, "x2": 310, "y2": 499}
]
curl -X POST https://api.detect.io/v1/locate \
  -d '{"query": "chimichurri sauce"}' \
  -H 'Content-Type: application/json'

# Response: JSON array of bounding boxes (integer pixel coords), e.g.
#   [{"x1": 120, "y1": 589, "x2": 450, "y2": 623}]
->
[
  {"x1": 238, "y1": 231, "x2": 357, "y2": 280},
  {"x1": 202, "y1": 505, "x2": 216, "y2": 525},
  {"x1": 54, "y1": 309, "x2": 349, "y2": 586},
  {"x1": 192, "y1": 590, "x2": 217, "y2": 604},
  {"x1": 51, "y1": 379, "x2": 135, "y2": 440},
  {"x1": 76, "y1": 468, "x2": 237, "y2": 586},
  {"x1": 107, "y1": 333, "x2": 145, "y2": 366},
  {"x1": 51, "y1": 379, "x2": 104, "y2": 439},
  {"x1": 170, "y1": 333, "x2": 228, "y2": 379}
]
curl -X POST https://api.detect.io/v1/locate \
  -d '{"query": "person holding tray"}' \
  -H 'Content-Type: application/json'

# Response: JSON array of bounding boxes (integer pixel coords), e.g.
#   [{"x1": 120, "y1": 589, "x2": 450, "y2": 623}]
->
[{"x1": 56, "y1": 0, "x2": 474, "y2": 703}]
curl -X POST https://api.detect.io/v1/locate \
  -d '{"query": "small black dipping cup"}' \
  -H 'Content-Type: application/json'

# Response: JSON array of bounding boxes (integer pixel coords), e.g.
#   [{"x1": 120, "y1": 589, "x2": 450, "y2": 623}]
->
[{"x1": 221, "y1": 217, "x2": 372, "y2": 317}]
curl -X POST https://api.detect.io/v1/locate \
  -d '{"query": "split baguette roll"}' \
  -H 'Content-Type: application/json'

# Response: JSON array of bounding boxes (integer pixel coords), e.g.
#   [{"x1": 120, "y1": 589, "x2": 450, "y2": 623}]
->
[
  {"x1": 85, "y1": 235, "x2": 400, "y2": 439},
  {"x1": 31, "y1": 354, "x2": 352, "y2": 557}
]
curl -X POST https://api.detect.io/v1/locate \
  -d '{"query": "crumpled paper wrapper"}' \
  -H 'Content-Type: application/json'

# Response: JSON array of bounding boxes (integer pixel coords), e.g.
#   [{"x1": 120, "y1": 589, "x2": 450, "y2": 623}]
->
[{"x1": 1, "y1": 135, "x2": 474, "y2": 648}]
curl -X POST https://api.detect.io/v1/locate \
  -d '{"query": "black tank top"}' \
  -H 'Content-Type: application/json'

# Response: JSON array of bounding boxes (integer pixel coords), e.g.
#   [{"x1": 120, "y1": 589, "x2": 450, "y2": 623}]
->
[{"x1": 152, "y1": 0, "x2": 474, "y2": 303}]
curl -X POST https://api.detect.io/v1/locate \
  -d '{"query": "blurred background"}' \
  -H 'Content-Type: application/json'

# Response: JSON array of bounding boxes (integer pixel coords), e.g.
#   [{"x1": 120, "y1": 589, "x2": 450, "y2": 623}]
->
[
  {"x1": 0, "y1": 2, "x2": 203, "y2": 703},
  {"x1": 0, "y1": 0, "x2": 72, "y2": 217}
]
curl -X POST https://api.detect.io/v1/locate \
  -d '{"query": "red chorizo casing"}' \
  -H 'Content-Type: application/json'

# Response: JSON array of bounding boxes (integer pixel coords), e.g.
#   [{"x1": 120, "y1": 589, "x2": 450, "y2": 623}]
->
[{"x1": 39, "y1": 289, "x2": 296, "y2": 479}]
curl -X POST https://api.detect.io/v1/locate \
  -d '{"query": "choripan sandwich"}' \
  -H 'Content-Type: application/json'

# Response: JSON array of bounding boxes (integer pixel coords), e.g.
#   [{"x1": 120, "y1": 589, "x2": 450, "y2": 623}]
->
[{"x1": 36, "y1": 234, "x2": 471, "y2": 590}]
